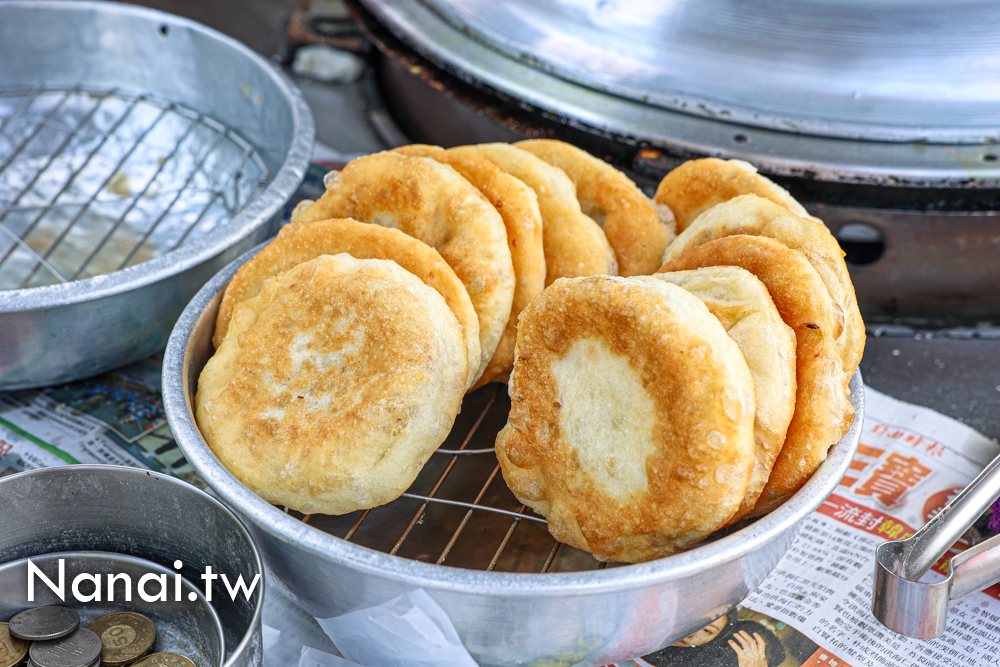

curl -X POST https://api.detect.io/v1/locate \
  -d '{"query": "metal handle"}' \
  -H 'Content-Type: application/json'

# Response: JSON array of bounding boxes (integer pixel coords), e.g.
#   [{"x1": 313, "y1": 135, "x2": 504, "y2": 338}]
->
[{"x1": 872, "y1": 453, "x2": 1000, "y2": 638}]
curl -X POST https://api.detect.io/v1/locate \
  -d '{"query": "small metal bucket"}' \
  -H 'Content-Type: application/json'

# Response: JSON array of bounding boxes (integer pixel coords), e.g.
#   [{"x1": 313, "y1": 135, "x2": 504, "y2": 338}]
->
[{"x1": 0, "y1": 465, "x2": 264, "y2": 667}]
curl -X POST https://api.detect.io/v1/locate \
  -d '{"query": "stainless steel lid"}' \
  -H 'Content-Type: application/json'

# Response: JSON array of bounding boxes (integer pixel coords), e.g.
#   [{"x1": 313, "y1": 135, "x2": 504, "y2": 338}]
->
[
  {"x1": 360, "y1": 0, "x2": 1000, "y2": 187},
  {"x1": 418, "y1": 0, "x2": 1000, "y2": 144}
]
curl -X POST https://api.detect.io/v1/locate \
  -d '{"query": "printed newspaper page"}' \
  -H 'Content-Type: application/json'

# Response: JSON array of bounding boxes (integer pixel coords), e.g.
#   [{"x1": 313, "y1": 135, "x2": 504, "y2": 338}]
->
[
  {"x1": 0, "y1": 357, "x2": 201, "y2": 486},
  {"x1": 625, "y1": 387, "x2": 1000, "y2": 667}
]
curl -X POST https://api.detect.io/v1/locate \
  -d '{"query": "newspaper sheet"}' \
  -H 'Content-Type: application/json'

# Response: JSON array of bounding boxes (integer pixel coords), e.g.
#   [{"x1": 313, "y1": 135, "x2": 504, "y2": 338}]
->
[
  {"x1": 625, "y1": 387, "x2": 1000, "y2": 667},
  {"x1": 4, "y1": 365, "x2": 1000, "y2": 667}
]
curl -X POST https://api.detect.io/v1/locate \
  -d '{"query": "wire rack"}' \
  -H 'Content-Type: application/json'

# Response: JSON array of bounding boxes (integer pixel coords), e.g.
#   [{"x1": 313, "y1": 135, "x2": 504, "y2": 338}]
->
[
  {"x1": 0, "y1": 86, "x2": 270, "y2": 290},
  {"x1": 284, "y1": 385, "x2": 628, "y2": 574}
]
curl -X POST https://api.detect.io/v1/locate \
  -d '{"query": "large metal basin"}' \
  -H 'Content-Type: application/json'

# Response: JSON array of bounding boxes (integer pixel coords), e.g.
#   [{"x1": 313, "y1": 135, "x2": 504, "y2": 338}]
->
[
  {"x1": 162, "y1": 245, "x2": 864, "y2": 667},
  {"x1": 0, "y1": 1, "x2": 313, "y2": 389}
]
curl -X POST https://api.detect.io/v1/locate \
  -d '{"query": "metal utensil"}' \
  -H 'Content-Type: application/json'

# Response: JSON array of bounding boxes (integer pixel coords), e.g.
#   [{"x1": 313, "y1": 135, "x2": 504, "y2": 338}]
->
[
  {"x1": 0, "y1": 465, "x2": 264, "y2": 667},
  {"x1": 872, "y1": 453, "x2": 1000, "y2": 639},
  {"x1": 162, "y1": 244, "x2": 865, "y2": 667},
  {"x1": 0, "y1": 1, "x2": 313, "y2": 390}
]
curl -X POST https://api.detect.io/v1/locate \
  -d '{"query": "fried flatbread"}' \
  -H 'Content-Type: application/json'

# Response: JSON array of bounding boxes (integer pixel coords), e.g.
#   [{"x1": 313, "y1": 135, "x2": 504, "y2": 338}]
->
[
  {"x1": 516, "y1": 139, "x2": 674, "y2": 276},
  {"x1": 660, "y1": 236, "x2": 854, "y2": 515},
  {"x1": 653, "y1": 267, "x2": 796, "y2": 522},
  {"x1": 293, "y1": 152, "x2": 514, "y2": 382},
  {"x1": 213, "y1": 217, "x2": 481, "y2": 390},
  {"x1": 196, "y1": 254, "x2": 467, "y2": 515},
  {"x1": 655, "y1": 158, "x2": 819, "y2": 232},
  {"x1": 450, "y1": 143, "x2": 617, "y2": 284},
  {"x1": 496, "y1": 275, "x2": 755, "y2": 562},
  {"x1": 393, "y1": 144, "x2": 545, "y2": 388},
  {"x1": 662, "y1": 194, "x2": 864, "y2": 375}
]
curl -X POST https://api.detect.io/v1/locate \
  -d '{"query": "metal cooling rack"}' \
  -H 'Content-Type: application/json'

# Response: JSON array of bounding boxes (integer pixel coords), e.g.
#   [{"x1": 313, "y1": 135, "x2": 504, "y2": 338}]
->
[
  {"x1": 284, "y1": 385, "x2": 628, "y2": 574},
  {"x1": 0, "y1": 86, "x2": 270, "y2": 290}
]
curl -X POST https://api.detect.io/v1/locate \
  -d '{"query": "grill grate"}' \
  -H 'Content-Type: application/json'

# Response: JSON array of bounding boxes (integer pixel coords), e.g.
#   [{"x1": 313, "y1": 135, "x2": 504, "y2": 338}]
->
[
  {"x1": 0, "y1": 86, "x2": 270, "y2": 290},
  {"x1": 286, "y1": 386, "x2": 630, "y2": 573}
]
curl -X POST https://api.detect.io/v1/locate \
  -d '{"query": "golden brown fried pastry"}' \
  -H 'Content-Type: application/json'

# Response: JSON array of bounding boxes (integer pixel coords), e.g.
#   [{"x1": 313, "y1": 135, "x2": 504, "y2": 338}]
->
[
  {"x1": 196, "y1": 254, "x2": 467, "y2": 515},
  {"x1": 292, "y1": 152, "x2": 514, "y2": 382},
  {"x1": 660, "y1": 236, "x2": 854, "y2": 515},
  {"x1": 496, "y1": 276, "x2": 756, "y2": 562},
  {"x1": 213, "y1": 217, "x2": 482, "y2": 390},
  {"x1": 393, "y1": 144, "x2": 545, "y2": 388},
  {"x1": 449, "y1": 143, "x2": 617, "y2": 284},
  {"x1": 662, "y1": 194, "x2": 864, "y2": 376},
  {"x1": 655, "y1": 158, "x2": 819, "y2": 233},
  {"x1": 652, "y1": 267, "x2": 796, "y2": 522},
  {"x1": 515, "y1": 139, "x2": 674, "y2": 276}
]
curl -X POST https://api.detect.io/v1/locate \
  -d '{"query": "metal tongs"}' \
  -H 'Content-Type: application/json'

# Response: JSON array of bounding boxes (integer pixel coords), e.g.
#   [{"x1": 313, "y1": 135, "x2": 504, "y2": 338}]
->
[{"x1": 872, "y1": 453, "x2": 1000, "y2": 638}]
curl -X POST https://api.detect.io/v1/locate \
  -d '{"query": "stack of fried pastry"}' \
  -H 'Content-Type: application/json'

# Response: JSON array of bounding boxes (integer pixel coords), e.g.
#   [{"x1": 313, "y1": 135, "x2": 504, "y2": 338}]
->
[
  {"x1": 194, "y1": 144, "x2": 862, "y2": 560},
  {"x1": 196, "y1": 141, "x2": 673, "y2": 516},
  {"x1": 496, "y1": 157, "x2": 864, "y2": 563}
]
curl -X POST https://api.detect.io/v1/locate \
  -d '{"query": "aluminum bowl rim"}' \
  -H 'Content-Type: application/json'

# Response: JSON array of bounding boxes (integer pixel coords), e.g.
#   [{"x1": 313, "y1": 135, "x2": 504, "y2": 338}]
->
[
  {"x1": 0, "y1": 463, "x2": 265, "y2": 666},
  {"x1": 163, "y1": 244, "x2": 864, "y2": 597},
  {"x1": 0, "y1": 0, "x2": 314, "y2": 312}
]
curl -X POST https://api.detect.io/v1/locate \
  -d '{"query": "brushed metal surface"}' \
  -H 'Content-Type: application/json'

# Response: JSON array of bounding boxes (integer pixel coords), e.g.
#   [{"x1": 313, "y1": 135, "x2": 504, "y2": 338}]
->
[
  {"x1": 0, "y1": 466, "x2": 264, "y2": 667},
  {"x1": 418, "y1": 0, "x2": 1000, "y2": 144},
  {"x1": 0, "y1": 1, "x2": 314, "y2": 390},
  {"x1": 162, "y1": 245, "x2": 865, "y2": 667},
  {"x1": 354, "y1": 0, "x2": 1000, "y2": 188}
]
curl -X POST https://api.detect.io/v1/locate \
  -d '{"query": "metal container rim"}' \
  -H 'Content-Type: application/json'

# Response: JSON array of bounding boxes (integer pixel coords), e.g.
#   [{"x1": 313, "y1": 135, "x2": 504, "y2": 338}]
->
[
  {"x1": 0, "y1": 462, "x2": 265, "y2": 667},
  {"x1": 0, "y1": 0, "x2": 315, "y2": 313},
  {"x1": 163, "y1": 244, "x2": 864, "y2": 597}
]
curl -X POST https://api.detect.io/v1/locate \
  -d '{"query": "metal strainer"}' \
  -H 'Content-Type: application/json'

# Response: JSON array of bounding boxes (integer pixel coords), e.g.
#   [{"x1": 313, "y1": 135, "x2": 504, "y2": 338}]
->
[{"x1": 0, "y1": 1, "x2": 313, "y2": 389}]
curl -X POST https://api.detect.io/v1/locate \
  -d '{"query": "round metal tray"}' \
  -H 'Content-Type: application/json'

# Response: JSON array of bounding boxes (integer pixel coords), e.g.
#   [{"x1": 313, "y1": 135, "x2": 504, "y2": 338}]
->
[
  {"x1": 162, "y1": 244, "x2": 865, "y2": 667},
  {"x1": 0, "y1": 1, "x2": 314, "y2": 390},
  {"x1": 0, "y1": 464, "x2": 265, "y2": 667}
]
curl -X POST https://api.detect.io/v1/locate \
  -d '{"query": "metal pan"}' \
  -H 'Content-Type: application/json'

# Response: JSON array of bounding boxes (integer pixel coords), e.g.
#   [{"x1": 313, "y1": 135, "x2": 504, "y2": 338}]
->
[
  {"x1": 162, "y1": 244, "x2": 865, "y2": 667},
  {"x1": 0, "y1": 1, "x2": 313, "y2": 390}
]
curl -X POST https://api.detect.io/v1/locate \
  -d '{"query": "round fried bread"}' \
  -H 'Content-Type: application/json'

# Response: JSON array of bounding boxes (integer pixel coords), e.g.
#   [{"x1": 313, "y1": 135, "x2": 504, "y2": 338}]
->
[
  {"x1": 292, "y1": 152, "x2": 514, "y2": 382},
  {"x1": 515, "y1": 139, "x2": 674, "y2": 276},
  {"x1": 663, "y1": 194, "x2": 864, "y2": 375},
  {"x1": 449, "y1": 143, "x2": 617, "y2": 284},
  {"x1": 196, "y1": 254, "x2": 467, "y2": 515},
  {"x1": 496, "y1": 275, "x2": 756, "y2": 562},
  {"x1": 652, "y1": 267, "x2": 796, "y2": 522},
  {"x1": 655, "y1": 158, "x2": 819, "y2": 233},
  {"x1": 213, "y1": 217, "x2": 481, "y2": 389},
  {"x1": 659, "y1": 236, "x2": 854, "y2": 516},
  {"x1": 393, "y1": 144, "x2": 545, "y2": 388}
]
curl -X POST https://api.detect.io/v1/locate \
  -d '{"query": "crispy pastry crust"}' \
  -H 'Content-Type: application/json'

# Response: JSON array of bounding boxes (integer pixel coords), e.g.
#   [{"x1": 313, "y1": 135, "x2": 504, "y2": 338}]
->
[
  {"x1": 213, "y1": 217, "x2": 481, "y2": 389},
  {"x1": 394, "y1": 144, "x2": 545, "y2": 388},
  {"x1": 450, "y1": 143, "x2": 617, "y2": 284},
  {"x1": 197, "y1": 255, "x2": 467, "y2": 515},
  {"x1": 293, "y1": 152, "x2": 514, "y2": 383},
  {"x1": 516, "y1": 139, "x2": 674, "y2": 276},
  {"x1": 496, "y1": 276, "x2": 755, "y2": 562},
  {"x1": 653, "y1": 267, "x2": 797, "y2": 522},
  {"x1": 660, "y1": 236, "x2": 854, "y2": 515}
]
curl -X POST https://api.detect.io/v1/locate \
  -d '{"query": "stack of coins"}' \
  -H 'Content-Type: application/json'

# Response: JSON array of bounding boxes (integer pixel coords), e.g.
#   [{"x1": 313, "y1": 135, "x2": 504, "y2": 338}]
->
[{"x1": 4, "y1": 607, "x2": 196, "y2": 667}]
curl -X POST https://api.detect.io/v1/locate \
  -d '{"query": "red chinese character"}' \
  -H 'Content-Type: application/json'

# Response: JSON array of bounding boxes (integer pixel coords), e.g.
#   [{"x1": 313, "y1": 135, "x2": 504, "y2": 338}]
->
[{"x1": 855, "y1": 453, "x2": 933, "y2": 506}]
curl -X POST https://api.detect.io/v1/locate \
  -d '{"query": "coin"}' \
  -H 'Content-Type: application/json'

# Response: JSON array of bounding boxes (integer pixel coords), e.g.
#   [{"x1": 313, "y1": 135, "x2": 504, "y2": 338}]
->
[
  {"x1": 132, "y1": 653, "x2": 197, "y2": 667},
  {"x1": 87, "y1": 611, "x2": 156, "y2": 666},
  {"x1": 29, "y1": 627, "x2": 102, "y2": 667},
  {"x1": 0, "y1": 623, "x2": 29, "y2": 667},
  {"x1": 9, "y1": 607, "x2": 79, "y2": 642}
]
